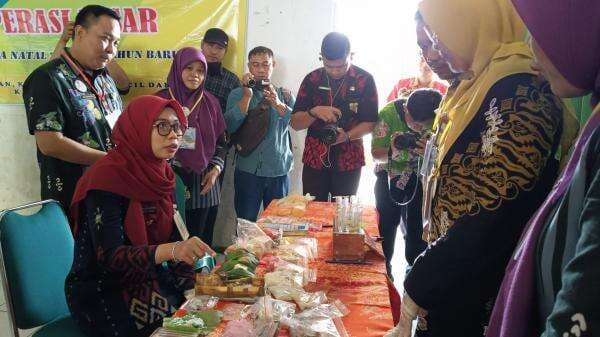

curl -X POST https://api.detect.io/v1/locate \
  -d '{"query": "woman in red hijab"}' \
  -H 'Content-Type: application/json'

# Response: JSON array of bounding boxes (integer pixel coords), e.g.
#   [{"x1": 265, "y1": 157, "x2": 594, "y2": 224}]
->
[{"x1": 66, "y1": 95, "x2": 214, "y2": 336}]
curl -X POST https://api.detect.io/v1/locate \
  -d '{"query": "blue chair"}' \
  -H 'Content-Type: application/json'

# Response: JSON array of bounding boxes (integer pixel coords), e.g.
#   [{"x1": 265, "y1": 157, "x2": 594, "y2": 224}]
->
[{"x1": 0, "y1": 200, "x2": 85, "y2": 337}]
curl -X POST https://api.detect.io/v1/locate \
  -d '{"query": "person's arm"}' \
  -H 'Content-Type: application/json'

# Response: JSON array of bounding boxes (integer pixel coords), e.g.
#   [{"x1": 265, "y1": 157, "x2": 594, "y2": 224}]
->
[
  {"x1": 23, "y1": 68, "x2": 107, "y2": 165},
  {"x1": 403, "y1": 77, "x2": 562, "y2": 312},
  {"x1": 541, "y1": 130, "x2": 600, "y2": 337},
  {"x1": 291, "y1": 74, "x2": 342, "y2": 130},
  {"x1": 86, "y1": 191, "x2": 214, "y2": 275},
  {"x1": 224, "y1": 88, "x2": 250, "y2": 133},
  {"x1": 371, "y1": 116, "x2": 392, "y2": 163},
  {"x1": 106, "y1": 60, "x2": 130, "y2": 94},
  {"x1": 35, "y1": 131, "x2": 106, "y2": 165},
  {"x1": 199, "y1": 132, "x2": 228, "y2": 195},
  {"x1": 51, "y1": 22, "x2": 73, "y2": 59}
]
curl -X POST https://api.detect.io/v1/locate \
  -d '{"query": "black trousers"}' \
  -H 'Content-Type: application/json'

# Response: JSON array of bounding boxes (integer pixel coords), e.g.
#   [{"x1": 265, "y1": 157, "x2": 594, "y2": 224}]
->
[
  {"x1": 185, "y1": 205, "x2": 219, "y2": 247},
  {"x1": 302, "y1": 166, "x2": 361, "y2": 202},
  {"x1": 374, "y1": 170, "x2": 427, "y2": 275}
]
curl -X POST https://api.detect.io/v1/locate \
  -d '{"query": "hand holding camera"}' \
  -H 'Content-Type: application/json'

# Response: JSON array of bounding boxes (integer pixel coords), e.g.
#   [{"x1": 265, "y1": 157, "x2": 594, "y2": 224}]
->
[
  {"x1": 309, "y1": 105, "x2": 342, "y2": 123},
  {"x1": 241, "y1": 73, "x2": 254, "y2": 97}
]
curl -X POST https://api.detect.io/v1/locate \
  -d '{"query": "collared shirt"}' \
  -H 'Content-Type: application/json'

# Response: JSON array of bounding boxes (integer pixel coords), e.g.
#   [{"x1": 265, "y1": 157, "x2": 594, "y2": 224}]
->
[
  {"x1": 225, "y1": 87, "x2": 294, "y2": 177},
  {"x1": 293, "y1": 65, "x2": 379, "y2": 172},
  {"x1": 386, "y1": 77, "x2": 448, "y2": 103},
  {"x1": 204, "y1": 66, "x2": 241, "y2": 113},
  {"x1": 371, "y1": 100, "x2": 420, "y2": 190},
  {"x1": 23, "y1": 48, "x2": 122, "y2": 209}
]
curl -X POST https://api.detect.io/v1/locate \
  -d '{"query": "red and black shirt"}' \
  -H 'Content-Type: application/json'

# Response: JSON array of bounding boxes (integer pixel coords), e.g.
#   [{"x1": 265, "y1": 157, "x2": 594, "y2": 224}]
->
[{"x1": 293, "y1": 65, "x2": 378, "y2": 171}]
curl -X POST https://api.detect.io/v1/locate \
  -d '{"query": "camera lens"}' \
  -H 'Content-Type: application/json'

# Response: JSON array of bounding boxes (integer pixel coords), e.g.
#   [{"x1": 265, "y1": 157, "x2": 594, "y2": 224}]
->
[
  {"x1": 320, "y1": 124, "x2": 339, "y2": 145},
  {"x1": 247, "y1": 79, "x2": 256, "y2": 87}
]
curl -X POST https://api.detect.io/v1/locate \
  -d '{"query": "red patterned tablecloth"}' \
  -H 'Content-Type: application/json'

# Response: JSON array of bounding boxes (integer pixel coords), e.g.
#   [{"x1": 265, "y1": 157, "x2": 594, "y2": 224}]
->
[{"x1": 206, "y1": 202, "x2": 394, "y2": 337}]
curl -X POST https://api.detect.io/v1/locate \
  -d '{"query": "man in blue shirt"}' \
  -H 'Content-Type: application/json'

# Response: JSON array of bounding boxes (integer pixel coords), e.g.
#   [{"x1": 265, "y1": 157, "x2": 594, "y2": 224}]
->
[{"x1": 225, "y1": 46, "x2": 294, "y2": 221}]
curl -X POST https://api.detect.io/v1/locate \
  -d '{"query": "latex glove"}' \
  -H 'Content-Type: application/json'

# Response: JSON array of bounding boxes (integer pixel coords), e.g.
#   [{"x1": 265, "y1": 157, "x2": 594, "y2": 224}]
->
[{"x1": 384, "y1": 292, "x2": 427, "y2": 337}]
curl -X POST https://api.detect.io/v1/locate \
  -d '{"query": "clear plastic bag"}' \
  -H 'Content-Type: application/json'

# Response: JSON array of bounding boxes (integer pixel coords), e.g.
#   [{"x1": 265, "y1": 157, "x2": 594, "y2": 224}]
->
[
  {"x1": 285, "y1": 302, "x2": 350, "y2": 337},
  {"x1": 275, "y1": 259, "x2": 317, "y2": 285},
  {"x1": 280, "y1": 237, "x2": 318, "y2": 259},
  {"x1": 265, "y1": 270, "x2": 304, "y2": 289},
  {"x1": 293, "y1": 290, "x2": 328, "y2": 311},
  {"x1": 180, "y1": 296, "x2": 219, "y2": 312},
  {"x1": 234, "y1": 218, "x2": 276, "y2": 257}
]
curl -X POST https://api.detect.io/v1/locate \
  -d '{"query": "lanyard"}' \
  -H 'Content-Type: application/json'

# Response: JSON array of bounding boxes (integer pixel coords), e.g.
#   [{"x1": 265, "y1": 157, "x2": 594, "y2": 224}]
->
[
  {"x1": 60, "y1": 50, "x2": 106, "y2": 102},
  {"x1": 169, "y1": 88, "x2": 204, "y2": 117}
]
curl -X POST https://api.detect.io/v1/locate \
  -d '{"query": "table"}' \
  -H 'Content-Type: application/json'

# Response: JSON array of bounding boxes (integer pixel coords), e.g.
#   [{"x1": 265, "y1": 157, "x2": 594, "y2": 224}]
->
[{"x1": 200, "y1": 202, "x2": 395, "y2": 337}]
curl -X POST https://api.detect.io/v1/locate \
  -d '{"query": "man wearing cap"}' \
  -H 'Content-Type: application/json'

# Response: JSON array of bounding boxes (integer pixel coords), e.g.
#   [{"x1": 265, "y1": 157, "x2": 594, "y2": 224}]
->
[
  {"x1": 291, "y1": 32, "x2": 378, "y2": 201},
  {"x1": 22, "y1": 5, "x2": 123, "y2": 210},
  {"x1": 201, "y1": 28, "x2": 242, "y2": 113}
]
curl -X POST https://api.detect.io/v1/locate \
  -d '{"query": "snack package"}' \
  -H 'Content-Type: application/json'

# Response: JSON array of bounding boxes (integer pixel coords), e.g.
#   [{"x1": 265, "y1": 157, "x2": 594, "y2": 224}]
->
[
  {"x1": 162, "y1": 309, "x2": 222, "y2": 335},
  {"x1": 222, "y1": 319, "x2": 254, "y2": 337},
  {"x1": 180, "y1": 296, "x2": 219, "y2": 312},
  {"x1": 234, "y1": 219, "x2": 276, "y2": 257},
  {"x1": 265, "y1": 270, "x2": 304, "y2": 289},
  {"x1": 280, "y1": 237, "x2": 318, "y2": 260},
  {"x1": 285, "y1": 302, "x2": 350, "y2": 337},
  {"x1": 292, "y1": 290, "x2": 328, "y2": 311},
  {"x1": 275, "y1": 259, "x2": 317, "y2": 285}
]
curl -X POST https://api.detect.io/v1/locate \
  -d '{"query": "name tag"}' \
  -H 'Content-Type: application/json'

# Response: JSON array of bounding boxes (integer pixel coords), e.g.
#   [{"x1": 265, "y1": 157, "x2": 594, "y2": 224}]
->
[
  {"x1": 105, "y1": 111, "x2": 120, "y2": 129},
  {"x1": 173, "y1": 204, "x2": 190, "y2": 240},
  {"x1": 180, "y1": 127, "x2": 196, "y2": 150}
]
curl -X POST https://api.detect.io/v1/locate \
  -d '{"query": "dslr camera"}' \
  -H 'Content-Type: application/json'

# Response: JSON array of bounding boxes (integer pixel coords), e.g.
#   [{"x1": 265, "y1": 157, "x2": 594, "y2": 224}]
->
[
  {"x1": 246, "y1": 78, "x2": 271, "y2": 90},
  {"x1": 393, "y1": 131, "x2": 420, "y2": 151}
]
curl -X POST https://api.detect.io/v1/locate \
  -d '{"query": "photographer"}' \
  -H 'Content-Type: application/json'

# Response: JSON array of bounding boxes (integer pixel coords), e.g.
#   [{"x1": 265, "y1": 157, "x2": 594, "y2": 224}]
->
[
  {"x1": 371, "y1": 89, "x2": 442, "y2": 275},
  {"x1": 224, "y1": 46, "x2": 294, "y2": 221},
  {"x1": 291, "y1": 32, "x2": 378, "y2": 201}
]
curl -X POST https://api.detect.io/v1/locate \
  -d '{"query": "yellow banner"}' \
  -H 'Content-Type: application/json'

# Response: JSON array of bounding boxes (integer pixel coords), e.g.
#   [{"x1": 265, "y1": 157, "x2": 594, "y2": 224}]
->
[{"x1": 0, "y1": 0, "x2": 248, "y2": 104}]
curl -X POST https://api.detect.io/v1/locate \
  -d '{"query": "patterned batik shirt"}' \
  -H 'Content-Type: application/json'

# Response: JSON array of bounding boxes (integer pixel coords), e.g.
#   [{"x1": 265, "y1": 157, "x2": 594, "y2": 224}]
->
[{"x1": 23, "y1": 49, "x2": 122, "y2": 209}]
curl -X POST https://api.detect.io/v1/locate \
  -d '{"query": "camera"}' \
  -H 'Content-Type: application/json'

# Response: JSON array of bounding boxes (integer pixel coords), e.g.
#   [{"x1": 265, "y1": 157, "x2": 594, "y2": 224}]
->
[
  {"x1": 246, "y1": 78, "x2": 270, "y2": 90},
  {"x1": 393, "y1": 131, "x2": 420, "y2": 151},
  {"x1": 319, "y1": 124, "x2": 339, "y2": 145}
]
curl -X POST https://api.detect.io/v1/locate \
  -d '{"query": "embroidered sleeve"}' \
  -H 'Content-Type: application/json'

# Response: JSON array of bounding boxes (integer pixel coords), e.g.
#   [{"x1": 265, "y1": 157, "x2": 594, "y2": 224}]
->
[
  {"x1": 85, "y1": 190, "x2": 159, "y2": 283},
  {"x1": 23, "y1": 69, "x2": 66, "y2": 134},
  {"x1": 542, "y1": 130, "x2": 600, "y2": 337},
  {"x1": 405, "y1": 75, "x2": 563, "y2": 310}
]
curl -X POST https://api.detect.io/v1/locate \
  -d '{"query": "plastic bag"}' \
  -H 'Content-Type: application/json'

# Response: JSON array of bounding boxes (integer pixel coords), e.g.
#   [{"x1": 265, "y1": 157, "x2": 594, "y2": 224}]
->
[
  {"x1": 180, "y1": 296, "x2": 219, "y2": 312},
  {"x1": 275, "y1": 259, "x2": 316, "y2": 285},
  {"x1": 293, "y1": 290, "x2": 328, "y2": 311},
  {"x1": 280, "y1": 237, "x2": 318, "y2": 259},
  {"x1": 233, "y1": 218, "x2": 276, "y2": 257},
  {"x1": 222, "y1": 319, "x2": 254, "y2": 337},
  {"x1": 265, "y1": 270, "x2": 304, "y2": 289},
  {"x1": 286, "y1": 302, "x2": 350, "y2": 337}
]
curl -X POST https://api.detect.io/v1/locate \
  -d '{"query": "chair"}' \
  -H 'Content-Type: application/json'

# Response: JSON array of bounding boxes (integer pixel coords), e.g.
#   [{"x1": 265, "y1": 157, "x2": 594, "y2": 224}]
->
[{"x1": 0, "y1": 200, "x2": 85, "y2": 337}]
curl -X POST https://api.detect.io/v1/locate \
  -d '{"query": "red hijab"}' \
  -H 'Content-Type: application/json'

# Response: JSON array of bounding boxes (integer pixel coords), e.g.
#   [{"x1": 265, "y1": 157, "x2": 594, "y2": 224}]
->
[{"x1": 70, "y1": 95, "x2": 187, "y2": 246}]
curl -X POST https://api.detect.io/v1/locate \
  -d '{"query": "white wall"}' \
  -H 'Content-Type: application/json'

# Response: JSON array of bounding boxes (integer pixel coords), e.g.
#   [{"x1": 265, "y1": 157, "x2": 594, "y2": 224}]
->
[{"x1": 0, "y1": 104, "x2": 40, "y2": 209}]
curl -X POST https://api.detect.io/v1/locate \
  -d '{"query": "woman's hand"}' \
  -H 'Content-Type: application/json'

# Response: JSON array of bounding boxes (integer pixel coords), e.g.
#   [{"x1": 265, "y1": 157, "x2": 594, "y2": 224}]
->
[
  {"x1": 174, "y1": 237, "x2": 216, "y2": 265},
  {"x1": 199, "y1": 167, "x2": 220, "y2": 195}
]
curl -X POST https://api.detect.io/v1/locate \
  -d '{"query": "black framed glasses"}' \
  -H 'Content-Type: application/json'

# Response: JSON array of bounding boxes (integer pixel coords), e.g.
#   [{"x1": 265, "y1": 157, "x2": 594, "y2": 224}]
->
[{"x1": 153, "y1": 120, "x2": 184, "y2": 137}]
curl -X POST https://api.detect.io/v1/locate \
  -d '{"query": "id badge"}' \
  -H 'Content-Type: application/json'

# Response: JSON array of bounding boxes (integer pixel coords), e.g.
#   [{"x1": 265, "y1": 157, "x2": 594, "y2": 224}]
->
[
  {"x1": 105, "y1": 111, "x2": 119, "y2": 129},
  {"x1": 181, "y1": 127, "x2": 196, "y2": 150},
  {"x1": 421, "y1": 138, "x2": 437, "y2": 178},
  {"x1": 173, "y1": 204, "x2": 190, "y2": 240}
]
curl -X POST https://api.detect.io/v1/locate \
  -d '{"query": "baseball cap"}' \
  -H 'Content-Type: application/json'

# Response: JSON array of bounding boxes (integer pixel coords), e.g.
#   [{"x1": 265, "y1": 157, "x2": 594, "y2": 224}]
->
[
  {"x1": 203, "y1": 28, "x2": 229, "y2": 48},
  {"x1": 321, "y1": 32, "x2": 351, "y2": 60}
]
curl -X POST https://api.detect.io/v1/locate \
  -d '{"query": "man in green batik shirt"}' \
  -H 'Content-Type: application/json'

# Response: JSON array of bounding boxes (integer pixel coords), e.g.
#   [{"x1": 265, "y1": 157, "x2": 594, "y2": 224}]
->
[
  {"x1": 371, "y1": 88, "x2": 442, "y2": 275},
  {"x1": 23, "y1": 5, "x2": 123, "y2": 210}
]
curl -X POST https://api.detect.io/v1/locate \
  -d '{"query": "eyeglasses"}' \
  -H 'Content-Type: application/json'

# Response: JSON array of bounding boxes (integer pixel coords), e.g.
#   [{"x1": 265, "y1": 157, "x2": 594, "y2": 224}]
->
[{"x1": 153, "y1": 120, "x2": 184, "y2": 137}]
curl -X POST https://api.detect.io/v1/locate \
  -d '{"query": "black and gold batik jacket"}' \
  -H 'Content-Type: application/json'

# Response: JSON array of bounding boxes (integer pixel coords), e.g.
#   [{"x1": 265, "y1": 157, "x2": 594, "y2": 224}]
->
[{"x1": 404, "y1": 73, "x2": 564, "y2": 337}]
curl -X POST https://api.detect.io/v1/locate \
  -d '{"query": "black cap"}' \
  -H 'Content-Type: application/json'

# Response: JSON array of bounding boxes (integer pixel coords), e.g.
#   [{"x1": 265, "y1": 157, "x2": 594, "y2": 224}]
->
[
  {"x1": 321, "y1": 32, "x2": 350, "y2": 60},
  {"x1": 203, "y1": 28, "x2": 229, "y2": 48}
]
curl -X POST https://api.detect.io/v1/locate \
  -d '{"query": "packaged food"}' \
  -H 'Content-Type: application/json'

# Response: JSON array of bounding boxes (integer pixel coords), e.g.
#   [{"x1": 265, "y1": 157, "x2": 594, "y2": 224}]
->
[
  {"x1": 162, "y1": 309, "x2": 222, "y2": 335},
  {"x1": 180, "y1": 296, "x2": 219, "y2": 312}
]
